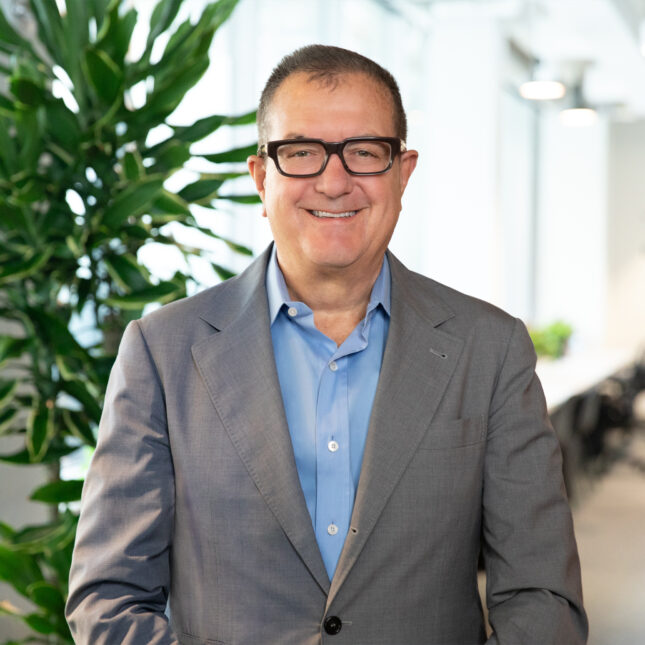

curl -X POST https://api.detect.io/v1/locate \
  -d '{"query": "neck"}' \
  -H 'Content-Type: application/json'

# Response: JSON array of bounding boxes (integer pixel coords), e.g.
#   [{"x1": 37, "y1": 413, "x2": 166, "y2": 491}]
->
[{"x1": 277, "y1": 254, "x2": 384, "y2": 345}]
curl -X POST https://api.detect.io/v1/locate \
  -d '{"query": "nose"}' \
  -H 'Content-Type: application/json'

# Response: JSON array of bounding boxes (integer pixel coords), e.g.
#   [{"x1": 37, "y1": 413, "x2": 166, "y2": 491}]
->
[{"x1": 313, "y1": 151, "x2": 353, "y2": 198}]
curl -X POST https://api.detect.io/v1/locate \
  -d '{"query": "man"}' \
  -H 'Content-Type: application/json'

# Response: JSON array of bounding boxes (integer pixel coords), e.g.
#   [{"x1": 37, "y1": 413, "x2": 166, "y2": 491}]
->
[{"x1": 66, "y1": 45, "x2": 588, "y2": 644}]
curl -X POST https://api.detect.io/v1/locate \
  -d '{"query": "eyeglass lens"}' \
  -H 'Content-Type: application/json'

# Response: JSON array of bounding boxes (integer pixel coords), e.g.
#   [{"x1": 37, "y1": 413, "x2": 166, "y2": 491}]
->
[{"x1": 276, "y1": 139, "x2": 393, "y2": 175}]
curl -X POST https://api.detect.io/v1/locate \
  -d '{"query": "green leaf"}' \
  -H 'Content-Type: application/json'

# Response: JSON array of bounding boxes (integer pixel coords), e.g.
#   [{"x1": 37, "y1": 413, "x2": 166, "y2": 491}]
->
[
  {"x1": 84, "y1": 48, "x2": 123, "y2": 104},
  {"x1": 0, "y1": 116, "x2": 18, "y2": 176},
  {"x1": 101, "y1": 177, "x2": 164, "y2": 228},
  {"x1": 45, "y1": 98, "x2": 81, "y2": 150},
  {"x1": 30, "y1": 479, "x2": 84, "y2": 505},
  {"x1": 150, "y1": 141, "x2": 191, "y2": 172},
  {"x1": 27, "y1": 403, "x2": 54, "y2": 462},
  {"x1": 211, "y1": 262, "x2": 235, "y2": 281},
  {"x1": 62, "y1": 409, "x2": 96, "y2": 447},
  {"x1": 203, "y1": 142, "x2": 257, "y2": 164},
  {"x1": 0, "y1": 203, "x2": 27, "y2": 230},
  {"x1": 24, "y1": 612, "x2": 55, "y2": 634},
  {"x1": 122, "y1": 150, "x2": 144, "y2": 181},
  {"x1": 128, "y1": 58, "x2": 209, "y2": 135},
  {"x1": 15, "y1": 105, "x2": 44, "y2": 171},
  {"x1": 0, "y1": 380, "x2": 18, "y2": 409},
  {"x1": 9, "y1": 77, "x2": 47, "y2": 107},
  {"x1": 207, "y1": 0, "x2": 240, "y2": 32},
  {"x1": 152, "y1": 190, "x2": 191, "y2": 216},
  {"x1": 0, "y1": 93, "x2": 15, "y2": 115},
  {"x1": 190, "y1": 226, "x2": 253, "y2": 256},
  {"x1": 0, "y1": 407, "x2": 18, "y2": 435},
  {"x1": 178, "y1": 178, "x2": 224, "y2": 203},
  {"x1": 219, "y1": 193, "x2": 262, "y2": 204},
  {"x1": 0, "y1": 443, "x2": 78, "y2": 465},
  {"x1": 121, "y1": 224, "x2": 150, "y2": 240},
  {"x1": 168, "y1": 107, "x2": 256, "y2": 145},
  {"x1": 55, "y1": 354, "x2": 83, "y2": 382},
  {"x1": 172, "y1": 114, "x2": 227, "y2": 143},
  {"x1": 0, "y1": 544, "x2": 44, "y2": 595},
  {"x1": 0, "y1": 249, "x2": 51, "y2": 285},
  {"x1": 0, "y1": 521, "x2": 16, "y2": 539},
  {"x1": 27, "y1": 308, "x2": 87, "y2": 360},
  {"x1": 225, "y1": 108, "x2": 257, "y2": 126},
  {"x1": 96, "y1": 3, "x2": 136, "y2": 65},
  {"x1": 146, "y1": 0, "x2": 183, "y2": 51},
  {"x1": 104, "y1": 253, "x2": 151, "y2": 292},
  {"x1": 41, "y1": 538, "x2": 74, "y2": 592},
  {"x1": 59, "y1": 380, "x2": 102, "y2": 424},
  {"x1": 29, "y1": 0, "x2": 65, "y2": 66},
  {"x1": 27, "y1": 581, "x2": 66, "y2": 614},
  {"x1": 11, "y1": 511, "x2": 78, "y2": 555},
  {"x1": 0, "y1": 336, "x2": 30, "y2": 367},
  {"x1": 88, "y1": 0, "x2": 113, "y2": 25},
  {"x1": 103, "y1": 281, "x2": 182, "y2": 309}
]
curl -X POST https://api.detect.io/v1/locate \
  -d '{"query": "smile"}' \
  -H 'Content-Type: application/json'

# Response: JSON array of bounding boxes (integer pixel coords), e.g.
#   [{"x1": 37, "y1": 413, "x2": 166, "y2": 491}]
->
[{"x1": 309, "y1": 210, "x2": 358, "y2": 218}]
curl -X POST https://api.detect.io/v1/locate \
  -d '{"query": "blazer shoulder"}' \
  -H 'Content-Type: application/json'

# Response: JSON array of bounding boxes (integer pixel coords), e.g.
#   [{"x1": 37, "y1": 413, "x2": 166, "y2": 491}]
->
[
  {"x1": 135, "y1": 247, "x2": 272, "y2": 337},
  {"x1": 391, "y1": 255, "x2": 516, "y2": 333}
]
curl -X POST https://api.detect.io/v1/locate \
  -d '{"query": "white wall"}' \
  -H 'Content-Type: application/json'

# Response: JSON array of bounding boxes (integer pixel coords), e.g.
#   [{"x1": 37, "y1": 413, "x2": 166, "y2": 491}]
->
[
  {"x1": 413, "y1": 6, "x2": 504, "y2": 304},
  {"x1": 535, "y1": 108, "x2": 610, "y2": 348},
  {"x1": 606, "y1": 121, "x2": 645, "y2": 350}
]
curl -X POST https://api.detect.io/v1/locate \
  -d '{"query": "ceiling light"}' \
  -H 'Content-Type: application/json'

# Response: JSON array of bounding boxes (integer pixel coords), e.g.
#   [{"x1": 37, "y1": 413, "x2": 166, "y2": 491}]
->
[
  {"x1": 520, "y1": 80, "x2": 566, "y2": 100},
  {"x1": 519, "y1": 60, "x2": 566, "y2": 101},
  {"x1": 559, "y1": 108, "x2": 598, "y2": 127},
  {"x1": 559, "y1": 84, "x2": 597, "y2": 127}
]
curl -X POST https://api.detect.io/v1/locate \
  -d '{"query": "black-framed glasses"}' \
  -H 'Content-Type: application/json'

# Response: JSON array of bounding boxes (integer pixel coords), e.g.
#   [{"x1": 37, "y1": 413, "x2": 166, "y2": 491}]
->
[{"x1": 258, "y1": 137, "x2": 407, "y2": 177}]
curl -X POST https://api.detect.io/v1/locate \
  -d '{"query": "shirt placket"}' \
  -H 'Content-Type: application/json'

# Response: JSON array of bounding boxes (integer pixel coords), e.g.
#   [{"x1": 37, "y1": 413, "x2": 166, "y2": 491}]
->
[{"x1": 315, "y1": 350, "x2": 352, "y2": 577}]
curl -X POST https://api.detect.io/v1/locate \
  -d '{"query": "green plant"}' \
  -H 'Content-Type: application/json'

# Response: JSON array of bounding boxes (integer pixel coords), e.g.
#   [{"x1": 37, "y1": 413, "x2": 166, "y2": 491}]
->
[
  {"x1": 0, "y1": 0, "x2": 257, "y2": 641},
  {"x1": 529, "y1": 320, "x2": 573, "y2": 359}
]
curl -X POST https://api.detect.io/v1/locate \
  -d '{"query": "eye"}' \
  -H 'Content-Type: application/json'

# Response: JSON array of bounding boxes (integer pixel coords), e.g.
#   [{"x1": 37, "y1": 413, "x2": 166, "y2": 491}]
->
[
  {"x1": 278, "y1": 143, "x2": 324, "y2": 160},
  {"x1": 291, "y1": 148, "x2": 315, "y2": 158},
  {"x1": 345, "y1": 141, "x2": 390, "y2": 161}
]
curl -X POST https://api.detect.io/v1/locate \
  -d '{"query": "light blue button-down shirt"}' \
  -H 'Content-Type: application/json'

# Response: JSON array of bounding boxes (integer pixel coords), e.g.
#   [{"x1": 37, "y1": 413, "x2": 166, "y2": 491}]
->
[{"x1": 266, "y1": 248, "x2": 391, "y2": 579}]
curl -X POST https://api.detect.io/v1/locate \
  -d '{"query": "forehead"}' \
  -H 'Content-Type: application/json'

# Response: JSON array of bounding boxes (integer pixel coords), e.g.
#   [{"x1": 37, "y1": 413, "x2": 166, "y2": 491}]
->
[{"x1": 265, "y1": 72, "x2": 397, "y2": 140}]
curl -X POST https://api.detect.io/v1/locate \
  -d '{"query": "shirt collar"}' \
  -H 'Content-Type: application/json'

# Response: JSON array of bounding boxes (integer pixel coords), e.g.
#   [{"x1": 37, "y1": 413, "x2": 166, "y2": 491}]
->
[{"x1": 266, "y1": 245, "x2": 391, "y2": 325}]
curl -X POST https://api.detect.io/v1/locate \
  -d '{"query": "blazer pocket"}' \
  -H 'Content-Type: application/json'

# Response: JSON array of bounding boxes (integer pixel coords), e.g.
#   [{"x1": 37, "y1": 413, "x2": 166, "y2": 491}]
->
[{"x1": 418, "y1": 415, "x2": 486, "y2": 450}]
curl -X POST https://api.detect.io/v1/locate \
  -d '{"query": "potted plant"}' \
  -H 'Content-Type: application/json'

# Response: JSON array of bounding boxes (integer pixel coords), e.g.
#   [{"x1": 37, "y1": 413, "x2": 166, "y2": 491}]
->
[{"x1": 0, "y1": 0, "x2": 256, "y2": 640}]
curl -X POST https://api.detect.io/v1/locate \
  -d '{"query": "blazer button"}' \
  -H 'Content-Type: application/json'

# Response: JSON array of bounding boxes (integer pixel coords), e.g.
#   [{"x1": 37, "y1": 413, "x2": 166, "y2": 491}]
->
[{"x1": 324, "y1": 616, "x2": 342, "y2": 635}]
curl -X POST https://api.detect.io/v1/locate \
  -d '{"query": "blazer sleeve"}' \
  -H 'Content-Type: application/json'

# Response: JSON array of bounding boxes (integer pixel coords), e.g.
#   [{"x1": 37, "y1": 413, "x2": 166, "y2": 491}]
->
[
  {"x1": 66, "y1": 320, "x2": 179, "y2": 645},
  {"x1": 482, "y1": 318, "x2": 588, "y2": 644}
]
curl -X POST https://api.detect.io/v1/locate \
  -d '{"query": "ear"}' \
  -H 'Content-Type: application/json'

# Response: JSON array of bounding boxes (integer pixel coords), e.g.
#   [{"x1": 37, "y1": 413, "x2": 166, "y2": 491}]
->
[
  {"x1": 247, "y1": 155, "x2": 267, "y2": 217},
  {"x1": 398, "y1": 149, "x2": 418, "y2": 195}
]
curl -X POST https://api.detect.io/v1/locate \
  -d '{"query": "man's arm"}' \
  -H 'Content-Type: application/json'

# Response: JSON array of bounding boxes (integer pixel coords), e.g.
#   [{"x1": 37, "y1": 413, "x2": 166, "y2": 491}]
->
[
  {"x1": 482, "y1": 318, "x2": 588, "y2": 644},
  {"x1": 66, "y1": 321, "x2": 179, "y2": 644}
]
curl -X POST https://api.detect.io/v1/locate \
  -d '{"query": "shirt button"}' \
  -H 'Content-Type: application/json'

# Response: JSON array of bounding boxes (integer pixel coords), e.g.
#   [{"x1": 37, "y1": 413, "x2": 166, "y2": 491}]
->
[
  {"x1": 287, "y1": 306, "x2": 297, "y2": 317},
  {"x1": 329, "y1": 360, "x2": 338, "y2": 372},
  {"x1": 327, "y1": 523, "x2": 338, "y2": 536},
  {"x1": 328, "y1": 440, "x2": 339, "y2": 452}
]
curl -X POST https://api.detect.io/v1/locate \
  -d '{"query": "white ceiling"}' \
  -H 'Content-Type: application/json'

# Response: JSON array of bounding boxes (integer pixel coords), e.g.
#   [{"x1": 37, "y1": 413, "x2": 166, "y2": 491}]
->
[
  {"x1": 402, "y1": 0, "x2": 645, "y2": 119},
  {"x1": 504, "y1": 0, "x2": 645, "y2": 117}
]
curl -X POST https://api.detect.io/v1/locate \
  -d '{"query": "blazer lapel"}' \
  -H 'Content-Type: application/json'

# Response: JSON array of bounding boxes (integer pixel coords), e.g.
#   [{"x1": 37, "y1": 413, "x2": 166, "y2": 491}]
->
[
  {"x1": 328, "y1": 253, "x2": 464, "y2": 602},
  {"x1": 191, "y1": 249, "x2": 330, "y2": 593}
]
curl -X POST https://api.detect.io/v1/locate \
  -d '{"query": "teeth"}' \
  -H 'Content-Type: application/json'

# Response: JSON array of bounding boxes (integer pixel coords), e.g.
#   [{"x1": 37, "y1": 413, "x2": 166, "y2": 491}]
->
[{"x1": 310, "y1": 210, "x2": 357, "y2": 218}]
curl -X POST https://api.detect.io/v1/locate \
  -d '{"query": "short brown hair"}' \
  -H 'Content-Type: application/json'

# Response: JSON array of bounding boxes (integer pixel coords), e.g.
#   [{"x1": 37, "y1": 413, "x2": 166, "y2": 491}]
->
[{"x1": 257, "y1": 44, "x2": 407, "y2": 144}]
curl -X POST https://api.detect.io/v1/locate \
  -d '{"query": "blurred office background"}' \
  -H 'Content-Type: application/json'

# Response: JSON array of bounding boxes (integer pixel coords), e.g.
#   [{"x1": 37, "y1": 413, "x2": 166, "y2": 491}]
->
[{"x1": 1, "y1": 0, "x2": 644, "y2": 643}]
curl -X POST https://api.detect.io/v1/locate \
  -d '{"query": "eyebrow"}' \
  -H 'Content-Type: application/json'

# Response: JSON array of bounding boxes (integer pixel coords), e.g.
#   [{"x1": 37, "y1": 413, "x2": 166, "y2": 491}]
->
[{"x1": 281, "y1": 132, "x2": 385, "y2": 140}]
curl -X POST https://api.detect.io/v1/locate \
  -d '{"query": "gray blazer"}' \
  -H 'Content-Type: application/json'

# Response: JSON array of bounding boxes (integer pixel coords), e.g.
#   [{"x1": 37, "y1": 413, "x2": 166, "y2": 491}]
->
[{"x1": 66, "y1": 246, "x2": 587, "y2": 644}]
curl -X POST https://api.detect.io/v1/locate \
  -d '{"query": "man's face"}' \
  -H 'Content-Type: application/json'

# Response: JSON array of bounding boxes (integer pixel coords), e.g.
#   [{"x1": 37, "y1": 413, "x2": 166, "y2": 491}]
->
[{"x1": 248, "y1": 72, "x2": 417, "y2": 281}]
